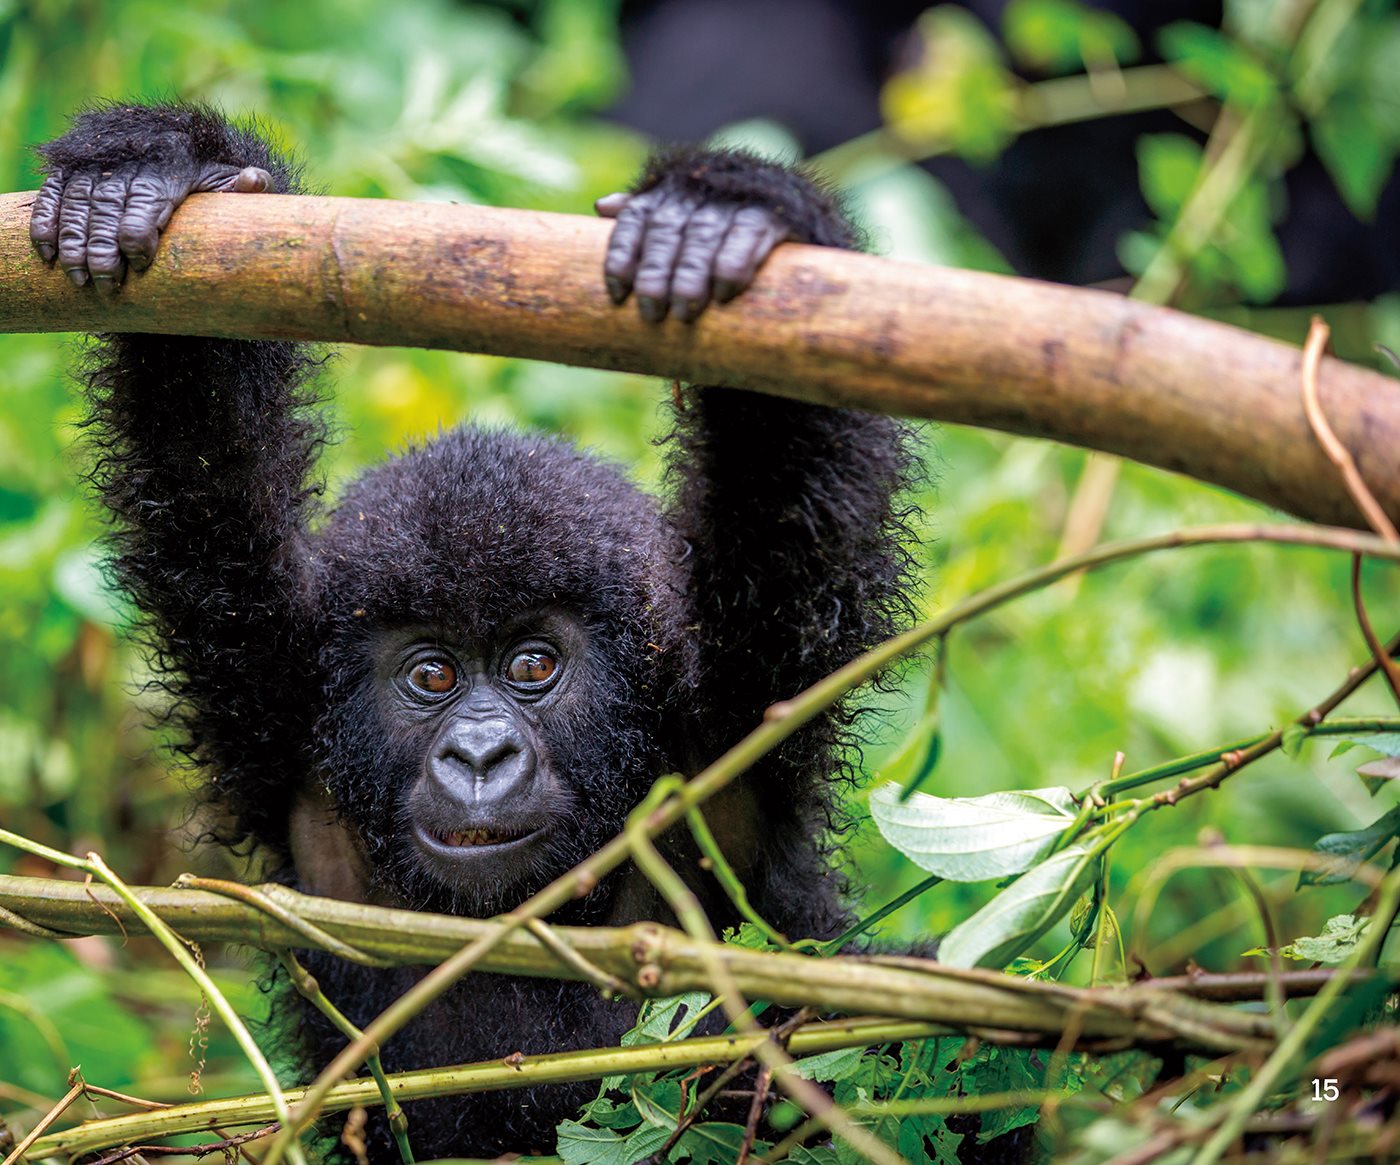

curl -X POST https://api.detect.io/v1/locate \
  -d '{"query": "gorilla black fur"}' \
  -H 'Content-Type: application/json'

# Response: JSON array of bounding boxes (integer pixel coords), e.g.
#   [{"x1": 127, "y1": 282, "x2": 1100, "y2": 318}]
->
[{"x1": 38, "y1": 103, "x2": 919, "y2": 1160}]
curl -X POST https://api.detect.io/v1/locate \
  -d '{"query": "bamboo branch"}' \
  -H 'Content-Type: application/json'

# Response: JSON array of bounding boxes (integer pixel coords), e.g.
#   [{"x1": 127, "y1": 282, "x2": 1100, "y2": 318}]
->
[
  {"x1": 0, "y1": 874, "x2": 1276, "y2": 1054},
  {"x1": 0, "y1": 190, "x2": 1396, "y2": 530}
]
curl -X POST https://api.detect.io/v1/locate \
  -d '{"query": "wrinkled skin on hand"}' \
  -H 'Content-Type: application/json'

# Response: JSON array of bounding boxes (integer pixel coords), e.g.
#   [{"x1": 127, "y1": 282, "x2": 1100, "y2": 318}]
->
[{"x1": 32, "y1": 154, "x2": 272, "y2": 289}]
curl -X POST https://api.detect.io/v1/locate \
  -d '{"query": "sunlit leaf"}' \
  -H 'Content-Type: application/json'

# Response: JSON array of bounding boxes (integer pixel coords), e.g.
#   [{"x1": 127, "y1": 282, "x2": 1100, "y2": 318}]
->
[
  {"x1": 870, "y1": 782, "x2": 1079, "y2": 881},
  {"x1": 881, "y1": 8, "x2": 1017, "y2": 161}
]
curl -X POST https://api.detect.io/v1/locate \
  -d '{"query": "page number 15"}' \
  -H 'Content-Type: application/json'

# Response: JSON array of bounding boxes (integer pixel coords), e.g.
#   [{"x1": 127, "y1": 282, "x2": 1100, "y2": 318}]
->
[{"x1": 1312, "y1": 1079, "x2": 1339, "y2": 1102}]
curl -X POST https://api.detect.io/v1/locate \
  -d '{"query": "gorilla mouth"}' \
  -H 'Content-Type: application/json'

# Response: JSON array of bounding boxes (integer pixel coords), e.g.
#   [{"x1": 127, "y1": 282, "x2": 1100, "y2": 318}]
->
[{"x1": 432, "y1": 826, "x2": 528, "y2": 848}]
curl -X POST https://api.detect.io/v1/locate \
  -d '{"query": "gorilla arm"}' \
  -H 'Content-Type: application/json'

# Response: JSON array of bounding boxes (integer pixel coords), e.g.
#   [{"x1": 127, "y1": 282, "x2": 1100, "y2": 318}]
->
[
  {"x1": 599, "y1": 148, "x2": 918, "y2": 941},
  {"x1": 32, "y1": 103, "x2": 326, "y2": 855}
]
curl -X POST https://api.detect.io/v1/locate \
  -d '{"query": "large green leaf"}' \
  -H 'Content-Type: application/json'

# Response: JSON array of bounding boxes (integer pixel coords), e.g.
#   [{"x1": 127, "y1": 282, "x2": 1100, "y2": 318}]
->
[
  {"x1": 937, "y1": 843, "x2": 1101, "y2": 968},
  {"x1": 870, "y1": 781, "x2": 1079, "y2": 881}
]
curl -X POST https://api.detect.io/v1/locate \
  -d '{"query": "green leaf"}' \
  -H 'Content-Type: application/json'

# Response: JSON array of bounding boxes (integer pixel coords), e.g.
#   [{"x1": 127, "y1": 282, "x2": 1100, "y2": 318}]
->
[
  {"x1": 1280, "y1": 722, "x2": 1311, "y2": 758},
  {"x1": 1358, "y1": 757, "x2": 1400, "y2": 795},
  {"x1": 1248, "y1": 913, "x2": 1369, "y2": 963},
  {"x1": 632, "y1": 1079, "x2": 682, "y2": 1129},
  {"x1": 723, "y1": 921, "x2": 781, "y2": 951},
  {"x1": 881, "y1": 8, "x2": 1018, "y2": 162},
  {"x1": 676, "y1": 1123, "x2": 766, "y2": 1164},
  {"x1": 1136, "y1": 134, "x2": 1203, "y2": 219},
  {"x1": 622, "y1": 992, "x2": 710, "y2": 1045},
  {"x1": 896, "y1": 1117, "x2": 938, "y2": 1165},
  {"x1": 870, "y1": 781, "x2": 1079, "y2": 881},
  {"x1": 1312, "y1": 93, "x2": 1396, "y2": 219},
  {"x1": 0, "y1": 944, "x2": 159, "y2": 1093},
  {"x1": 790, "y1": 1045, "x2": 869, "y2": 1082},
  {"x1": 1299, "y1": 804, "x2": 1400, "y2": 886},
  {"x1": 600, "y1": 992, "x2": 709, "y2": 1092},
  {"x1": 937, "y1": 842, "x2": 1102, "y2": 968},
  {"x1": 1214, "y1": 175, "x2": 1287, "y2": 300},
  {"x1": 1003, "y1": 0, "x2": 1140, "y2": 73},
  {"x1": 578, "y1": 1095, "x2": 640, "y2": 1131},
  {"x1": 556, "y1": 1119, "x2": 672, "y2": 1165},
  {"x1": 964, "y1": 1047, "x2": 1044, "y2": 1141},
  {"x1": 1158, "y1": 22, "x2": 1277, "y2": 106},
  {"x1": 789, "y1": 1148, "x2": 840, "y2": 1165},
  {"x1": 1338, "y1": 732, "x2": 1400, "y2": 758}
]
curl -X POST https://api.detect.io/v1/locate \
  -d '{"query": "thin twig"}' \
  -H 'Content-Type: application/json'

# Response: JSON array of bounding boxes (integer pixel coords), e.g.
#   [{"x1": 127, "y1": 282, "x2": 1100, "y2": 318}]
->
[
  {"x1": 647, "y1": 1008, "x2": 816, "y2": 1164},
  {"x1": 1350, "y1": 555, "x2": 1400, "y2": 705},
  {"x1": 1154, "y1": 630, "x2": 1400, "y2": 804},
  {"x1": 685, "y1": 805, "x2": 792, "y2": 950},
  {"x1": 0, "y1": 1075, "x2": 84, "y2": 1165},
  {"x1": 1300, "y1": 316, "x2": 1400, "y2": 541},
  {"x1": 625, "y1": 780, "x2": 907, "y2": 1165},
  {"x1": 278, "y1": 953, "x2": 415, "y2": 1165},
  {"x1": 0, "y1": 836, "x2": 305, "y2": 1165},
  {"x1": 86, "y1": 1124, "x2": 280, "y2": 1165},
  {"x1": 736, "y1": 1061, "x2": 773, "y2": 1165},
  {"x1": 524, "y1": 919, "x2": 630, "y2": 996},
  {"x1": 178, "y1": 876, "x2": 392, "y2": 967}
]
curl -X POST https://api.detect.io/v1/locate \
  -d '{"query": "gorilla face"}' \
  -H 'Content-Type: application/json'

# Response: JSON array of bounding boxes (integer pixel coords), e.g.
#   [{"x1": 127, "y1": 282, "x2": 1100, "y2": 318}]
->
[
  {"x1": 299, "y1": 426, "x2": 688, "y2": 917},
  {"x1": 378, "y1": 614, "x2": 592, "y2": 912},
  {"x1": 311, "y1": 602, "x2": 671, "y2": 916}
]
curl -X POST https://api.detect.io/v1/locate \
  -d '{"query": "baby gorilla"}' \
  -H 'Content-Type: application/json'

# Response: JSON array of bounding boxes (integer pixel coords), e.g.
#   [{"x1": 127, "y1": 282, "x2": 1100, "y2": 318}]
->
[{"x1": 33, "y1": 103, "x2": 916, "y2": 1160}]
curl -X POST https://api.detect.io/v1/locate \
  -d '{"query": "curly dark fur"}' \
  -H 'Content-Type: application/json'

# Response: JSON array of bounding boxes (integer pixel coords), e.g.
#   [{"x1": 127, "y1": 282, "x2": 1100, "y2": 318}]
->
[
  {"x1": 634, "y1": 144, "x2": 865, "y2": 250},
  {"x1": 43, "y1": 103, "x2": 921, "y2": 1161}
]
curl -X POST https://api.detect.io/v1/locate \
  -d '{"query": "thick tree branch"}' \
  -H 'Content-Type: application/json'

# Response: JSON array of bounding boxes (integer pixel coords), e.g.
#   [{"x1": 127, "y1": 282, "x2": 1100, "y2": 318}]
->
[{"x1": 0, "y1": 189, "x2": 1396, "y2": 529}]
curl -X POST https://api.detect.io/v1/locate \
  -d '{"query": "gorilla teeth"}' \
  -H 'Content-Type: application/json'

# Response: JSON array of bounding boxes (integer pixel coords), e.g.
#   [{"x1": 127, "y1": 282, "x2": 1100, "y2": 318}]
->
[{"x1": 437, "y1": 827, "x2": 519, "y2": 847}]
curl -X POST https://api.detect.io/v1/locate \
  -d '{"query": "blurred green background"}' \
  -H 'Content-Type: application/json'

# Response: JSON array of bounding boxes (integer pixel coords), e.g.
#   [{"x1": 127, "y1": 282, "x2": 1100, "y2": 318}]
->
[{"x1": 1, "y1": 0, "x2": 1398, "y2": 1121}]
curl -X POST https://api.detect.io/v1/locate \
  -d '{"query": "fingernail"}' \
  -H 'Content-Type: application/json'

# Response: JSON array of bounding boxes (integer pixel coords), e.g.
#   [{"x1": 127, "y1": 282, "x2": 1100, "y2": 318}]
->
[
  {"x1": 66, "y1": 267, "x2": 89, "y2": 287},
  {"x1": 676, "y1": 299, "x2": 703, "y2": 323},
  {"x1": 638, "y1": 297, "x2": 667, "y2": 323},
  {"x1": 35, "y1": 243, "x2": 55, "y2": 263},
  {"x1": 235, "y1": 166, "x2": 272, "y2": 193},
  {"x1": 714, "y1": 279, "x2": 740, "y2": 303},
  {"x1": 92, "y1": 275, "x2": 116, "y2": 295},
  {"x1": 605, "y1": 275, "x2": 628, "y2": 304}
]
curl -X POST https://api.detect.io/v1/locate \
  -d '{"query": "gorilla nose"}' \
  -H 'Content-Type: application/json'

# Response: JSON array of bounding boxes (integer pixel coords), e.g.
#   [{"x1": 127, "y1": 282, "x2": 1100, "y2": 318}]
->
[{"x1": 430, "y1": 717, "x2": 535, "y2": 800}]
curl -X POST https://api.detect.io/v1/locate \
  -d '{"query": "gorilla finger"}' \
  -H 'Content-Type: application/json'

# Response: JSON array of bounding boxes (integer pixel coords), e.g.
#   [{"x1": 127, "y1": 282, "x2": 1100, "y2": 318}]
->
[
  {"x1": 632, "y1": 192, "x2": 700, "y2": 322},
  {"x1": 86, "y1": 168, "x2": 137, "y2": 289},
  {"x1": 603, "y1": 197, "x2": 652, "y2": 304},
  {"x1": 56, "y1": 172, "x2": 96, "y2": 286},
  {"x1": 670, "y1": 202, "x2": 739, "y2": 323},
  {"x1": 192, "y1": 162, "x2": 271, "y2": 194},
  {"x1": 713, "y1": 207, "x2": 791, "y2": 302},
  {"x1": 118, "y1": 171, "x2": 189, "y2": 271},
  {"x1": 594, "y1": 191, "x2": 632, "y2": 219},
  {"x1": 31, "y1": 172, "x2": 65, "y2": 263},
  {"x1": 232, "y1": 166, "x2": 273, "y2": 193},
  {"x1": 607, "y1": 190, "x2": 672, "y2": 305}
]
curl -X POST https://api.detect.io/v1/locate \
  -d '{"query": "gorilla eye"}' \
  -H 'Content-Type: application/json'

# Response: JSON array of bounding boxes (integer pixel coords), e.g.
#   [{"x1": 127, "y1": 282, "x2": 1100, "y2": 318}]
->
[
  {"x1": 506, "y1": 649, "x2": 558, "y2": 689},
  {"x1": 407, "y1": 658, "x2": 457, "y2": 695}
]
